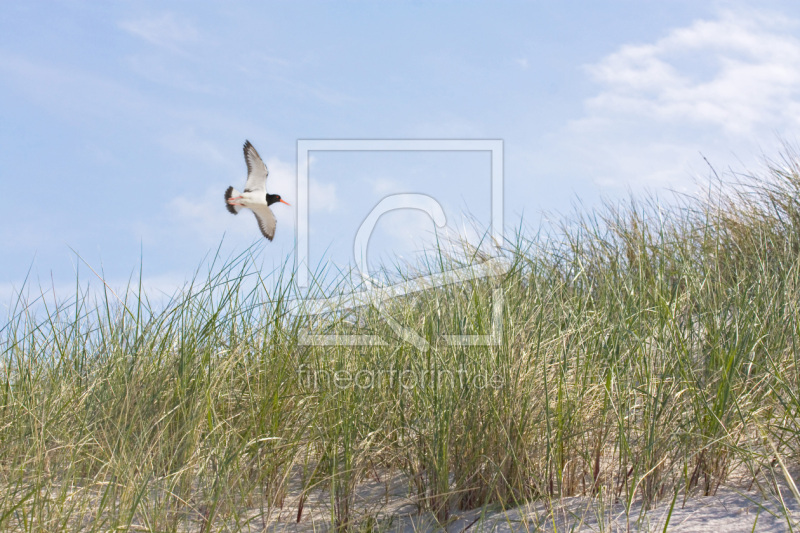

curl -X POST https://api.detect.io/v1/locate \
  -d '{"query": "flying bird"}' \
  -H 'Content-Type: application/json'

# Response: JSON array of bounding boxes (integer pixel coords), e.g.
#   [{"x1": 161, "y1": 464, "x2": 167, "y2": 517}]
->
[{"x1": 225, "y1": 140, "x2": 290, "y2": 241}]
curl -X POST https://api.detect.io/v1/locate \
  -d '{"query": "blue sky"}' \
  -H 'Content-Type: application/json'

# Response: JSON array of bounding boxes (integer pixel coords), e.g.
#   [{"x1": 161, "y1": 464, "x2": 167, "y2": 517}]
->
[{"x1": 3, "y1": 1, "x2": 800, "y2": 303}]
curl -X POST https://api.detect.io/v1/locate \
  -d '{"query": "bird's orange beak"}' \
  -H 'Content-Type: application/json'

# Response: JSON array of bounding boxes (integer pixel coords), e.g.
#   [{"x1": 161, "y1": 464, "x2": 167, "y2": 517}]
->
[{"x1": 280, "y1": 199, "x2": 291, "y2": 206}]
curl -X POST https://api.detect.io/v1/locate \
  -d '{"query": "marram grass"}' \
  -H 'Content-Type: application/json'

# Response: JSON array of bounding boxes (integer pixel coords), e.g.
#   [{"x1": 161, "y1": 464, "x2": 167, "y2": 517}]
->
[{"x1": 2, "y1": 157, "x2": 800, "y2": 532}]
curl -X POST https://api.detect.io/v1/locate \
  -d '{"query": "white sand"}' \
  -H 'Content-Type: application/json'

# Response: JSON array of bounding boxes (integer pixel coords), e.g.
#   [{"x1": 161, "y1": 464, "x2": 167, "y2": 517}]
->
[
  {"x1": 262, "y1": 471, "x2": 800, "y2": 532},
  {"x1": 445, "y1": 487, "x2": 799, "y2": 532}
]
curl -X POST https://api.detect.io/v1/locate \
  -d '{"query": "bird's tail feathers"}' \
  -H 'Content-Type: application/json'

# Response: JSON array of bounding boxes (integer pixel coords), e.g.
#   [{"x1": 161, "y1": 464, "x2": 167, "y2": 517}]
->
[{"x1": 225, "y1": 186, "x2": 242, "y2": 214}]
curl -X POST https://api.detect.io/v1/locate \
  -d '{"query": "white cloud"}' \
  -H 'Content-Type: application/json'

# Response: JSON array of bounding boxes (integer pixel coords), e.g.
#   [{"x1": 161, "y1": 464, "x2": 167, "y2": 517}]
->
[
  {"x1": 543, "y1": 9, "x2": 800, "y2": 192},
  {"x1": 583, "y1": 10, "x2": 800, "y2": 136},
  {"x1": 140, "y1": 155, "x2": 300, "y2": 247},
  {"x1": 285, "y1": 154, "x2": 338, "y2": 215},
  {"x1": 167, "y1": 190, "x2": 237, "y2": 243},
  {"x1": 310, "y1": 180, "x2": 338, "y2": 213},
  {"x1": 264, "y1": 157, "x2": 297, "y2": 206}
]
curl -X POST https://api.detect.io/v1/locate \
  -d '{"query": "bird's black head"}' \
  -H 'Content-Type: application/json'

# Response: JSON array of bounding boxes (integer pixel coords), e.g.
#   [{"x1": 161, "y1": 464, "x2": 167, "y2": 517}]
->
[{"x1": 266, "y1": 193, "x2": 291, "y2": 207}]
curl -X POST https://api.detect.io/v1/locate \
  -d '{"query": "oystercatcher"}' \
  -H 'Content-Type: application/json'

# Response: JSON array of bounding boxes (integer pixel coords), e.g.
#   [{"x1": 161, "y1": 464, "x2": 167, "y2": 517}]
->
[{"x1": 225, "y1": 140, "x2": 290, "y2": 241}]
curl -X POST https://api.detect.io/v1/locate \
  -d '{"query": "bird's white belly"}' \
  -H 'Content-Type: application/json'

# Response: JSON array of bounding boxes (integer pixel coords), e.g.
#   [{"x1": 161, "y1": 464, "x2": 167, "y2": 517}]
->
[{"x1": 241, "y1": 191, "x2": 266, "y2": 208}]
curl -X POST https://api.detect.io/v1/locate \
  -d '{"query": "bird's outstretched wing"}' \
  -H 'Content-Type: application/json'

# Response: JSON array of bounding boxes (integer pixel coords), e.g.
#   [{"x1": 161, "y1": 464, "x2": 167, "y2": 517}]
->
[
  {"x1": 251, "y1": 205, "x2": 277, "y2": 241},
  {"x1": 243, "y1": 140, "x2": 269, "y2": 193}
]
